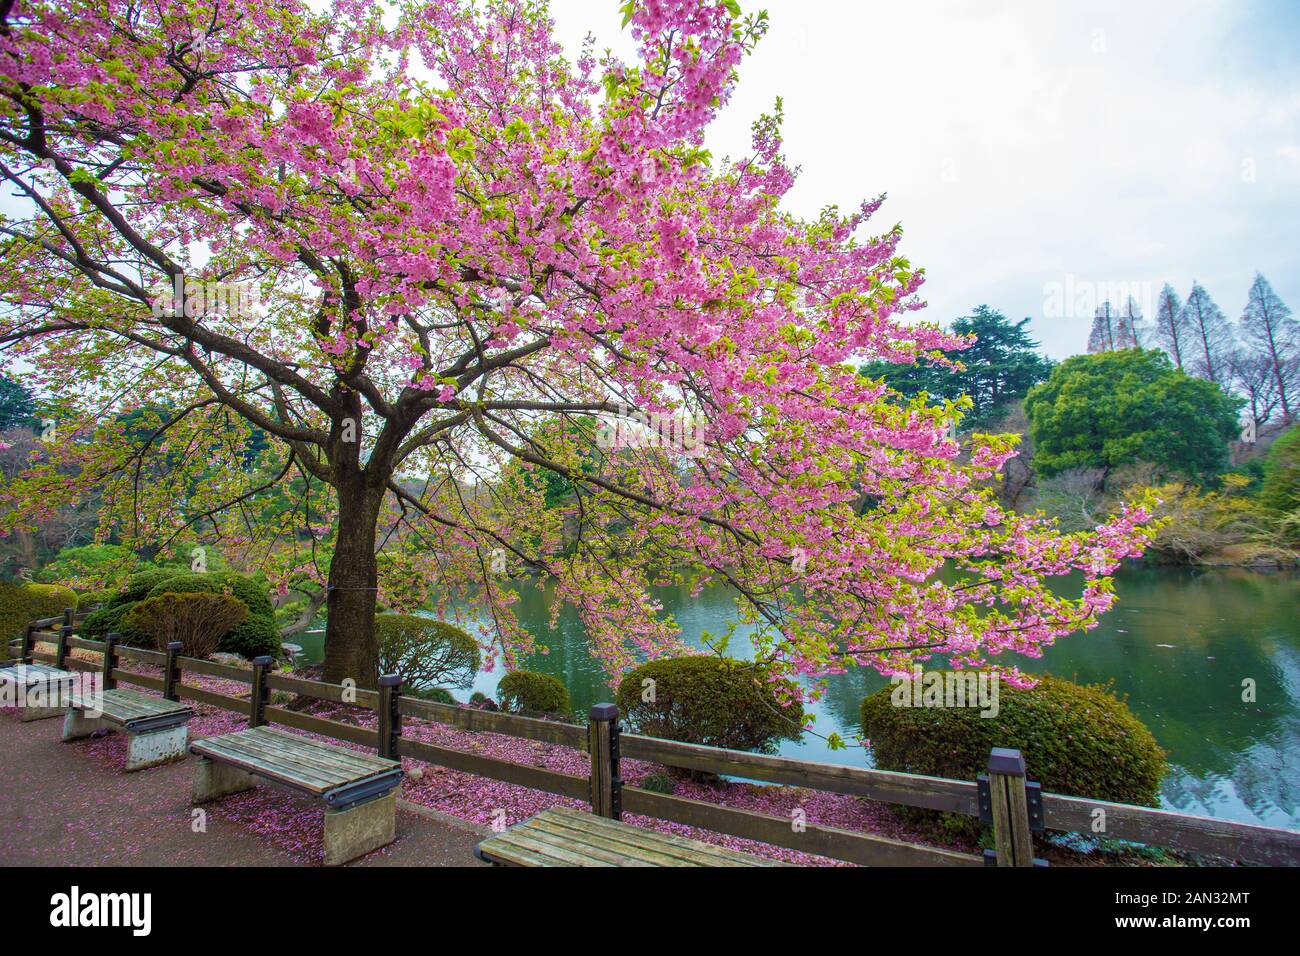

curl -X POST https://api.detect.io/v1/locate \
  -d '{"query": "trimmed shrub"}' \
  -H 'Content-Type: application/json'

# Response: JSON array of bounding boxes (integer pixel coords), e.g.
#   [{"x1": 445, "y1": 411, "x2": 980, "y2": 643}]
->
[
  {"x1": 221, "y1": 616, "x2": 282, "y2": 660},
  {"x1": 860, "y1": 673, "x2": 1167, "y2": 809},
  {"x1": 81, "y1": 601, "x2": 151, "y2": 646},
  {"x1": 76, "y1": 588, "x2": 117, "y2": 612},
  {"x1": 497, "y1": 671, "x2": 570, "y2": 717},
  {"x1": 107, "y1": 569, "x2": 179, "y2": 608},
  {"x1": 376, "y1": 614, "x2": 480, "y2": 690},
  {"x1": 408, "y1": 686, "x2": 457, "y2": 705},
  {"x1": 145, "y1": 571, "x2": 274, "y2": 619},
  {"x1": 615, "y1": 656, "x2": 805, "y2": 753},
  {"x1": 86, "y1": 568, "x2": 279, "y2": 654},
  {"x1": 125, "y1": 592, "x2": 248, "y2": 658},
  {"x1": 0, "y1": 580, "x2": 78, "y2": 644}
]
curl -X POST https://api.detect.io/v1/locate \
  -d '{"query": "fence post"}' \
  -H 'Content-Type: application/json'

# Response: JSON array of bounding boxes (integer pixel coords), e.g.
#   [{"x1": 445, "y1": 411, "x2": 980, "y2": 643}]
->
[
  {"x1": 55, "y1": 624, "x2": 71, "y2": 670},
  {"x1": 62, "y1": 606, "x2": 73, "y2": 631},
  {"x1": 163, "y1": 641, "x2": 182, "y2": 702},
  {"x1": 101, "y1": 632, "x2": 119, "y2": 691},
  {"x1": 985, "y1": 747, "x2": 1034, "y2": 867},
  {"x1": 588, "y1": 702, "x2": 622, "y2": 820},
  {"x1": 250, "y1": 655, "x2": 272, "y2": 728},
  {"x1": 18, "y1": 624, "x2": 33, "y2": 666},
  {"x1": 377, "y1": 674, "x2": 402, "y2": 760}
]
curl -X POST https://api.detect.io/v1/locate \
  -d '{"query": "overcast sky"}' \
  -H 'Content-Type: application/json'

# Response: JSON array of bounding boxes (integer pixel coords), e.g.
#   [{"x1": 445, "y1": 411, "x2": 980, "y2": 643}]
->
[{"x1": 550, "y1": 0, "x2": 1300, "y2": 359}]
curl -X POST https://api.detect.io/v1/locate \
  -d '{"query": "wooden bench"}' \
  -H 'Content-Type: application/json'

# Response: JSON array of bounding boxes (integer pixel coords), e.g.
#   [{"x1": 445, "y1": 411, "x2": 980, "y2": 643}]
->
[
  {"x1": 63, "y1": 688, "x2": 193, "y2": 771},
  {"x1": 475, "y1": 805, "x2": 786, "y2": 866},
  {"x1": 190, "y1": 725, "x2": 403, "y2": 866},
  {"x1": 0, "y1": 662, "x2": 75, "y2": 721}
]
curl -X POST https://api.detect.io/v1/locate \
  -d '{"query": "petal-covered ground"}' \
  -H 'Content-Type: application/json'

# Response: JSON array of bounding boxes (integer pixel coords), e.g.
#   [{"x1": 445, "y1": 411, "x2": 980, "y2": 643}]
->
[{"x1": 45, "y1": 651, "x2": 971, "y2": 866}]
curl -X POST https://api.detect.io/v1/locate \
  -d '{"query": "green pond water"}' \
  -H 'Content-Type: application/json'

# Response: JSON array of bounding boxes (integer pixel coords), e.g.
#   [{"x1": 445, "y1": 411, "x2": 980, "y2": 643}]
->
[{"x1": 294, "y1": 565, "x2": 1300, "y2": 828}]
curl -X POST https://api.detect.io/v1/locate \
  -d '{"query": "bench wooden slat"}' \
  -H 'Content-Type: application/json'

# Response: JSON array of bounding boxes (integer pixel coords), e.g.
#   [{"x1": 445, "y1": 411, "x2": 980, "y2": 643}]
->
[
  {"x1": 477, "y1": 806, "x2": 783, "y2": 867},
  {"x1": 69, "y1": 688, "x2": 191, "y2": 726},
  {"x1": 538, "y1": 807, "x2": 770, "y2": 866},
  {"x1": 0, "y1": 663, "x2": 70, "y2": 685},
  {"x1": 192, "y1": 726, "x2": 398, "y2": 796},
  {"x1": 524, "y1": 816, "x2": 704, "y2": 867},
  {"x1": 197, "y1": 734, "x2": 352, "y2": 791},
  {"x1": 490, "y1": 829, "x2": 623, "y2": 867},
  {"x1": 205, "y1": 731, "x2": 390, "y2": 790}
]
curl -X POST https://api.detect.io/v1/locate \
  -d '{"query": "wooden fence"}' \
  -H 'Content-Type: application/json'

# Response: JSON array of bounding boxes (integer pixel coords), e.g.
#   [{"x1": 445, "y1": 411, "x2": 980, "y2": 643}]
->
[{"x1": 8, "y1": 611, "x2": 1300, "y2": 867}]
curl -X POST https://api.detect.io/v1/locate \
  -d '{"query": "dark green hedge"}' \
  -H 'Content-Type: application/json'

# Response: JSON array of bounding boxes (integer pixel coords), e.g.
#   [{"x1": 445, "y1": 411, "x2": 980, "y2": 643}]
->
[
  {"x1": 616, "y1": 656, "x2": 805, "y2": 754},
  {"x1": 0, "y1": 581, "x2": 77, "y2": 645},
  {"x1": 860, "y1": 672, "x2": 1167, "y2": 807}
]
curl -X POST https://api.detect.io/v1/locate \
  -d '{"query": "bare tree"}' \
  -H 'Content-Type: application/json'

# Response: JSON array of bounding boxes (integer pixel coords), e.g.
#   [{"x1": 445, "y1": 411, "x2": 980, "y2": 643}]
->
[
  {"x1": 1152, "y1": 283, "x2": 1188, "y2": 370},
  {"x1": 1240, "y1": 273, "x2": 1298, "y2": 422},
  {"x1": 1087, "y1": 301, "x2": 1117, "y2": 353},
  {"x1": 1181, "y1": 281, "x2": 1235, "y2": 385}
]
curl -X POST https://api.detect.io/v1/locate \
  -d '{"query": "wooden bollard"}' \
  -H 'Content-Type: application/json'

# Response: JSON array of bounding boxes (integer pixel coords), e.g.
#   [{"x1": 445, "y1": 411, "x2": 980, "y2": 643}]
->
[
  {"x1": 986, "y1": 747, "x2": 1034, "y2": 867},
  {"x1": 163, "y1": 641, "x2": 182, "y2": 702},
  {"x1": 55, "y1": 624, "x2": 71, "y2": 670},
  {"x1": 588, "y1": 702, "x2": 622, "y2": 820},
  {"x1": 250, "y1": 655, "x2": 272, "y2": 727},
  {"x1": 377, "y1": 674, "x2": 402, "y2": 760},
  {"x1": 101, "y1": 632, "x2": 119, "y2": 691}
]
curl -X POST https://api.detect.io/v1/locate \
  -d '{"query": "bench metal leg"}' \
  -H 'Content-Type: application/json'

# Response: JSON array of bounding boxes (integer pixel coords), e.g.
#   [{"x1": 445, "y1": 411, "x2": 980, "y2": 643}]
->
[
  {"x1": 62, "y1": 709, "x2": 111, "y2": 741},
  {"x1": 125, "y1": 724, "x2": 188, "y2": 772},
  {"x1": 191, "y1": 757, "x2": 257, "y2": 802},
  {"x1": 323, "y1": 791, "x2": 397, "y2": 866}
]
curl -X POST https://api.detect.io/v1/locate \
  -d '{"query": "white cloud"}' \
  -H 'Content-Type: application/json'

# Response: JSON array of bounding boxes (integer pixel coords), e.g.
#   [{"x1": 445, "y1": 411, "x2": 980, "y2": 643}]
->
[{"x1": 549, "y1": 0, "x2": 1300, "y2": 357}]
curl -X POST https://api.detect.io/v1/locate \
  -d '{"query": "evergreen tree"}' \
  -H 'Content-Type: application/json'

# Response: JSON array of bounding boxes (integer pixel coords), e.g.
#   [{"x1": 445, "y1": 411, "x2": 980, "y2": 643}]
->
[
  {"x1": 863, "y1": 306, "x2": 1053, "y2": 430},
  {"x1": 0, "y1": 372, "x2": 36, "y2": 431}
]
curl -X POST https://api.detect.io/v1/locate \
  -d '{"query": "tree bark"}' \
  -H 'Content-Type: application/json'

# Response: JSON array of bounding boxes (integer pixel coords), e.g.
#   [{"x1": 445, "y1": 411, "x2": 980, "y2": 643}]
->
[{"x1": 323, "y1": 475, "x2": 383, "y2": 688}]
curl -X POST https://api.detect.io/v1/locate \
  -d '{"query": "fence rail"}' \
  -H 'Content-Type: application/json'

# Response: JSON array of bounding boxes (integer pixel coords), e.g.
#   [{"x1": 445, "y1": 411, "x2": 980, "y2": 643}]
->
[{"x1": 8, "y1": 618, "x2": 1300, "y2": 867}]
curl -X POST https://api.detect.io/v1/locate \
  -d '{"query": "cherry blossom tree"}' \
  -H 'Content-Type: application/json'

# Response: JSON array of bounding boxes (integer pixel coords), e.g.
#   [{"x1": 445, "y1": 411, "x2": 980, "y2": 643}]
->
[{"x1": 0, "y1": 0, "x2": 1153, "y2": 695}]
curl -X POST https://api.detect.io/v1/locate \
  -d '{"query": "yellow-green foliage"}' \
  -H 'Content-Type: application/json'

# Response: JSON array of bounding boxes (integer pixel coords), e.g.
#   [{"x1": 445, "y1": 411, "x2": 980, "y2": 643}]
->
[
  {"x1": 1142, "y1": 480, "x2": 1263, "y2": 562},
  {"x1": 0, "y1": 580, "x2": 78, "y2": 645},
  {"x1": 616, "y1": 656, "x2": 806, "y2": 753},
  {"x1": 497, "y1": 670, "x2": 572, "y2": 717}
]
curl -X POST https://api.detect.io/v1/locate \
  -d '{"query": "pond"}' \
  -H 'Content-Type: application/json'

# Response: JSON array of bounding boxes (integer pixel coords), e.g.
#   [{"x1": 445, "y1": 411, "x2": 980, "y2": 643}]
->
[{"x1": 292, "y1": 565, "x2": 1300, "y2": 828}]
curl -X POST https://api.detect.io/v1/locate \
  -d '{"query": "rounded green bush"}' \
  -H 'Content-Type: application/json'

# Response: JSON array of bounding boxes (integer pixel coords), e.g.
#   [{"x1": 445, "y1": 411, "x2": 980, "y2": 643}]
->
[
  {"x1": 108, "y1": 569, "x2": 180, "y2": 608},
  {"x1": 408, "y1": 686, "x2": 457, "y2": 705},
  {"x1": 81, "y1": 601, "x2": 151, "y2": 646},
  {"x1": 860, "y1": 672, "x2": 1167, "y2": 807},
  {"x1": 145, "y1": 571, "x2": 274, "y2": 619},
  {"x1": 497, "y1": 670, "x2": 571, "y2": 717},
  {"x1": 221, "y1": 616, "x2": 283, "y2": 660},
  {"x1": 76, "y1": 588, "x2": 117, "y2": 611},
  {"x1": 615, "y1": 656, "x2": 805, "y2": 754},
  {"x1": 0, "y1": 581, "x2": 78, "y2": 644}
]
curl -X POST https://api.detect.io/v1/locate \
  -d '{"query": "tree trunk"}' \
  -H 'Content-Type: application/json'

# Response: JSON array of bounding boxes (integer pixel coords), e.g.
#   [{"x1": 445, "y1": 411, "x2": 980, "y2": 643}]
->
[{"x1": 323, "y1": 477, "x2": 383, "y2": 688}]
